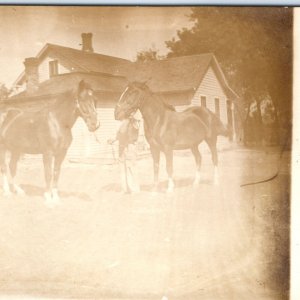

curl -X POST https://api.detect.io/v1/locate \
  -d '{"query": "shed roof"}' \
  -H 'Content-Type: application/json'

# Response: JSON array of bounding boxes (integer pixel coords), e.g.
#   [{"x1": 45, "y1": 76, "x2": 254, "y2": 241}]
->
[{"x1": 10, "y1": 72, "x2": 128, "y2": 102}]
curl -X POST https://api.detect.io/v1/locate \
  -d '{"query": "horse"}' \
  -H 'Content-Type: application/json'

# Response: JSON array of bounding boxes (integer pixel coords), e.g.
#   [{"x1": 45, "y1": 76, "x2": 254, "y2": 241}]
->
[
  {"x1": 114, "y1": 81, "x2": 230, "y2": 192},
  {"x1": 0, "y1": 80, "x2": 99, "y2": 206}
]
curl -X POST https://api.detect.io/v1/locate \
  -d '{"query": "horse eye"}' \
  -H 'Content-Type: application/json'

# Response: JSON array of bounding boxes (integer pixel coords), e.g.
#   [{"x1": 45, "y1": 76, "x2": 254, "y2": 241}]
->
[{"x1": 88, "y1": 90, "x2": 93, "y2": 96}]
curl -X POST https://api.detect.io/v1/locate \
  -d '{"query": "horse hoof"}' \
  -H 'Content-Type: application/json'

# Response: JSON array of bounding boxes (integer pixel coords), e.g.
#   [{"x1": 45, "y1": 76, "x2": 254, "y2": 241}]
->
[
  {"x1": 193, "y1": 180, "x2": 200, "y2": 187},
  {"x1": 52, "y1": 189, "x2": 61, "y2": 205},
  {"x1": 44, "y1": 192, "x2": 56, "y2": 208},
  {"x1": 14, "y1": 185, "x2": 26, "y2": 196},
  {"x1": 3, "y1": 190, "x2": 12, "y2": 198},
  {"x1": 166, "y1": 187, "x2": 174, "y2": 193}
]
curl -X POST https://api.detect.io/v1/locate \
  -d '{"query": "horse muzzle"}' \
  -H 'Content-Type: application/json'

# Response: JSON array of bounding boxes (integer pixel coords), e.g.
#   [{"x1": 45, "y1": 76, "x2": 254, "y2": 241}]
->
[{"x1": 87, "y1": 119, "x2": 100, "y2": 132}]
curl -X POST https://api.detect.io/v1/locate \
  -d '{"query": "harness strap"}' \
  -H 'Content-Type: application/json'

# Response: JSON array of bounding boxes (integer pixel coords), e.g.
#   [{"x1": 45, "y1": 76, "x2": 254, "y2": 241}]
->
[{"x1": 75, "y1": 97, "x2": 97, "y2": 119}]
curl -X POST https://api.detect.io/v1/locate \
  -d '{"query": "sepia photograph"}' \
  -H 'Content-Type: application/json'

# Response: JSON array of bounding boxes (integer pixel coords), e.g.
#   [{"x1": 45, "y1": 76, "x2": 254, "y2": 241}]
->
[{"x1": 0, "y1": 6, "x2": 292, "y2": 300}]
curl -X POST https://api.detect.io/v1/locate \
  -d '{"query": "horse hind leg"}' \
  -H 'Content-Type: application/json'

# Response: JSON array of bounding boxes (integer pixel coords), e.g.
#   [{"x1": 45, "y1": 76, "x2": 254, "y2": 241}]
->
[
  {"x1": 9, "y1": 151, "x2": 25, "y2": 196},
  {"x1": 165, "y1": 148, "x2": 175, "y2": 193},
  {"x1": 0, "y1": 150, "x2": 12, "y2": 197},
  {"x1": 150, "y1": 145, "x2": 160, "y2": 193},
  {"x1": 43, "y1": 153, "x2": 55, "y2": 207},
  {"x1": 191, "y1": 146, "x2": 202, "y2": 186},
  {"x1": 206, "y1": 138, "x2": 219, "y2": 185},
  {"x1": 51, "y1": 149, "x2": 68, "y2": 205}
]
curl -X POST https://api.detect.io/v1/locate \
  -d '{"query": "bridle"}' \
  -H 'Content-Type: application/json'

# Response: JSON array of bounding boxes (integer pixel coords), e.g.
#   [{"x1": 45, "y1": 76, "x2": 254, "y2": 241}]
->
[
  {"x1": 75, "y1": 91, "x2": 100, "y2": 131},
  {"x1": 75, "y1": 93, "x2": 97, "y2": 119},
  {"x1": 117, "y1": 85, "x2": 145, "y2": 117}
]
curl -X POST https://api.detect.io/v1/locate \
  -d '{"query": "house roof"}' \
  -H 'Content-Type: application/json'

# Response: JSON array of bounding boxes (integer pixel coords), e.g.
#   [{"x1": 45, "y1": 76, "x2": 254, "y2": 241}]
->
[
  {"x1": 13, "y1": 42, "x2": 238, "y2": 101},
  {"x1": 127, "y1": 53, "x2": 239, "y2": 99},
  {"x1": 14, "y1": 43, "x2": 131, "y2": 86}
]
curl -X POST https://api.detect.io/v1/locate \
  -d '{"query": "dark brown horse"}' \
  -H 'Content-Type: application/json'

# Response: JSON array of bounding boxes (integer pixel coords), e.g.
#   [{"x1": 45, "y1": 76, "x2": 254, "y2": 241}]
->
[
  {"x1": 114, "y1": 82, "x2": 229, "y2": 192},
  {"x1": 0, "y1": 80, "x2": 99, "y2": 206}
]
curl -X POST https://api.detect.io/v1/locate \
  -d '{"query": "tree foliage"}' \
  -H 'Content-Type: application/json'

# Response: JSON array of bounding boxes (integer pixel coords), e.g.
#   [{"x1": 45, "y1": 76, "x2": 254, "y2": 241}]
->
[
  {"x1": 136, "y1": 47, "x2": 164, "y2": 62},
  {"x1": 165, "y1": 7, "x2": 292, "y2": 119}
]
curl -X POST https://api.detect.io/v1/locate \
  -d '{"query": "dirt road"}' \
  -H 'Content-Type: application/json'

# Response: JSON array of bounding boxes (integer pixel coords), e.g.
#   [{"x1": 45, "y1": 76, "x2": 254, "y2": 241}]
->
[{"x1": 0, "y1": 147, "x2": 290, "y2": 300}]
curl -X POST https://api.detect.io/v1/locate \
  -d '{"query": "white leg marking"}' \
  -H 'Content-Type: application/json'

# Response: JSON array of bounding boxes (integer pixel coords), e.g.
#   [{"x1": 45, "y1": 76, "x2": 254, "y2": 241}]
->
[
  {"x1": 51, "y1": 188, "x2": 61, "y2": 205},
  {"x1": 13, "y1": 184, "x2": 25, "y2": 196},
  {"x1": 193, "y1": 170, "x2": 201, "y2": 186},
  {"x1": 214, "y1": 166, "x2": 219, "y2": 185},
  {"x1": 3, "y1": 174, "x2": 11, "y2": 197},
  {"x1": 167, "y1": 178, "x2": 175, "y2": 193},
  {"x1": 44, "y1": 191, "x2": 54, "y2": 208}
]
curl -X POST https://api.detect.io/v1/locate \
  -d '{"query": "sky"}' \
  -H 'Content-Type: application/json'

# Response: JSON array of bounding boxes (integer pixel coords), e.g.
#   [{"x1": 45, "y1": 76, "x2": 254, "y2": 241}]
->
[{"x1": 0, "y1": 6, "x2": 192, "y2": 87}]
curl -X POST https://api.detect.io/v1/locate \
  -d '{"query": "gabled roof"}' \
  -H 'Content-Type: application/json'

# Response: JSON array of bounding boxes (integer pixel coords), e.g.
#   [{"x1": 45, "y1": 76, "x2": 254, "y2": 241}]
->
[
  {"x1": 14, "y1": 43, "x2": 132, "y2": 87},
  {"x1": 127, "y1": 53, "x2": 239, "y2": 99},
  {"x1": 13, "y1": 41, "x2": 238, "y2": 101}
]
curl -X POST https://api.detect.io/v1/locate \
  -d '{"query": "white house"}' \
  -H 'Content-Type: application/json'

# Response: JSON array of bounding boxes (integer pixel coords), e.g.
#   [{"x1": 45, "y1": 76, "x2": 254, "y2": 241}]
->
[{"x1": 9, "y1": 33, "x2": 239, "y2": 161}]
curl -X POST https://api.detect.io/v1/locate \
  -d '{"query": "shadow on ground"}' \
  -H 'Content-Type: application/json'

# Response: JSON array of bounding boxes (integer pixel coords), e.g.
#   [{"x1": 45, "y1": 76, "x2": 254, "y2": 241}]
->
[{"x1": 20, "y1": 184, "x2": 93, "y2": 202}]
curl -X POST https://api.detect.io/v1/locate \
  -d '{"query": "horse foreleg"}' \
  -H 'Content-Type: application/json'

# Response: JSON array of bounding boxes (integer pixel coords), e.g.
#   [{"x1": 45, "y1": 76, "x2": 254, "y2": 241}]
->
[
  {"x1": 52, "y1": 149, "x2": 67, "y2": 204},
  {"x1": 191, "y1": 146, "x2": 202, "y2": 186},
  {"x1": 150, "y1": 145, "x2": 160, "y2": 192},
  {"x1": 206, "y1": 138, "x2": 219, "y2": 185},
  {"x1": 165, "y1": 148, "x2": 175, "y2": 193},
  {"x1": 0, "y1": 150, "x2": 11, "y2": 197},
  {"x1": 43, "y1": 153, "x2": 54, "y2": 205},
  {"x1": 9, "y1": 151, "x2": 25, "y2": 196}
]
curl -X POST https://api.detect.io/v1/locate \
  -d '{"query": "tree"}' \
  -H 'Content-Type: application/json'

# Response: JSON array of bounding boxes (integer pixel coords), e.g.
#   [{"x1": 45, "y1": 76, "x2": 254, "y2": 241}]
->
[
  {"x1": 165, "y1": 7, "x2": 292, "y2": 144},
  {"x1": 136, "y1": 47, "x2": 164, "y2": 62}
]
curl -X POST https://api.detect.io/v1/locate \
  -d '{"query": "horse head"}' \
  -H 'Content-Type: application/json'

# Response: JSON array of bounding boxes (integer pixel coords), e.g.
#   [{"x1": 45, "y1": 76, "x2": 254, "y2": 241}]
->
[
  {"x1": 114, "y1": 81, "x2": 150, "y2": 121},
  {"x1": 76, "y1": 80, "x2": 100, "y2": 132}
]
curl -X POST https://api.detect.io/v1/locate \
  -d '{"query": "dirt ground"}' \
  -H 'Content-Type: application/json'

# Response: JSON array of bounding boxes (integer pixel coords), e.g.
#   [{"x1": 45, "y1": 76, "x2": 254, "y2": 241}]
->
[{"x1": 0, "y1": 146, "x2": 290, "y2": 300}]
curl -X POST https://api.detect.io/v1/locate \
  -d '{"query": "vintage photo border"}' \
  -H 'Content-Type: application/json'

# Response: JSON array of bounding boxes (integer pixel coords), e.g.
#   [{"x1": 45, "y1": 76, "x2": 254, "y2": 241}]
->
[{"x1": 0, "y1": 2, "x2": 298, "y2": 300}]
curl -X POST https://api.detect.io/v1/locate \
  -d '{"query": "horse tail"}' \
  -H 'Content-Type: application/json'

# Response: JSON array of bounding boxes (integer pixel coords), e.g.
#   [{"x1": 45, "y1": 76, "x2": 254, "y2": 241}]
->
[
  {"x1": 187, "y1": 106, "x2": 231, "y2": 138},
  {"x1": 210, "y1": 112, "x2": 231, "y2": 137}
]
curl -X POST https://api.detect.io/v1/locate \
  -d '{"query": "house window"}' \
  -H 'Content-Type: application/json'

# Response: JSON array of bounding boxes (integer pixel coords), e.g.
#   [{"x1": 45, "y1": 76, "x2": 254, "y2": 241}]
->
[
  {"x1": 49, "y1": 60, "x2": 58, "y2": 77},
  {"x1": 214, "y1": 97, "x2": 220, "y2": 117},
  {"x1": 200, "y1": 96, "x2": 207, "y2": 107}
]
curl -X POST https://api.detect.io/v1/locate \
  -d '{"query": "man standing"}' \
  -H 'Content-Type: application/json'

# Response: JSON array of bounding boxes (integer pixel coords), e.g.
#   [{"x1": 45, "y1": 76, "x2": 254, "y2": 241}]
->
[{"x1": 115, "y1": 111, "x2": 141, "y2": 193}]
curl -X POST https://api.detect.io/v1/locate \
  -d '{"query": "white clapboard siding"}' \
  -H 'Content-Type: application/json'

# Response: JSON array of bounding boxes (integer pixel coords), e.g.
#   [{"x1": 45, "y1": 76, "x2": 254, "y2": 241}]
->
[
  {"x1": 67, "y1": 109, "x2": 115, "y2": 160},
  {"x1": 68, "y1": 118, "x2": 90, "y2": 159},
  {"x1": 67, "y1": 107, "x2": 149, "y2": 161},
  {"x1": 192, "y1": 66, "x2": 228, "y2": 123},
  {"x1": 191, "y1": 66, "x2": 231, "y2": 150},
  {"x1": 88, "y1": 107, "x2": 120, "y2": 159}
]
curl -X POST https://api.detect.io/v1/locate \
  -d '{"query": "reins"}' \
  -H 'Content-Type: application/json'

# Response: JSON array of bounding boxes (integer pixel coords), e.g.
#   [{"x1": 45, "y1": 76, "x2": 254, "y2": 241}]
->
[{"x1": 240, "y1": 131, "x2": 289, "y2": 187}]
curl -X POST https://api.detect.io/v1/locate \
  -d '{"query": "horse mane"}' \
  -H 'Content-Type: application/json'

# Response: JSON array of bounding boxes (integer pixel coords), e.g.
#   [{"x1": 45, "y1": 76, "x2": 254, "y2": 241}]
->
[
  {"x1": 134, "y1": 82, "x2": 176, "y2": 112},
  {"x1": 153, "y1": 92, "x2": 175, "y2": 111}
]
